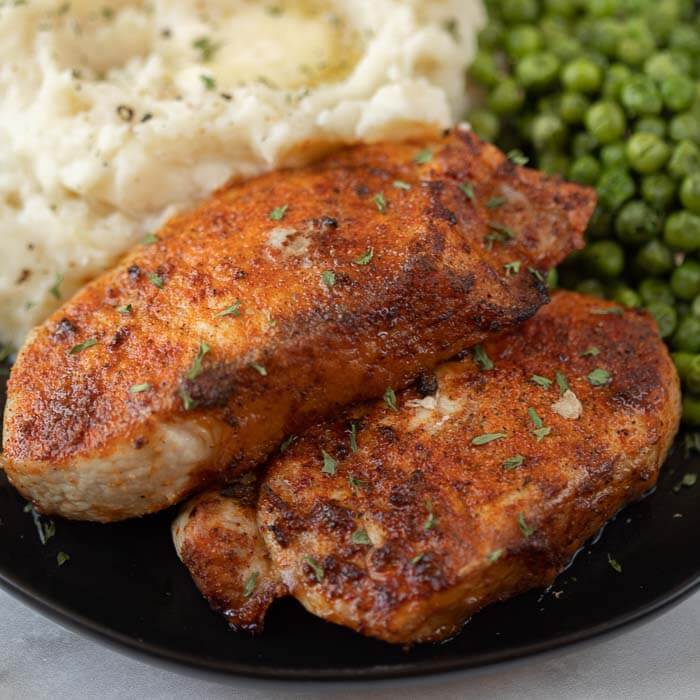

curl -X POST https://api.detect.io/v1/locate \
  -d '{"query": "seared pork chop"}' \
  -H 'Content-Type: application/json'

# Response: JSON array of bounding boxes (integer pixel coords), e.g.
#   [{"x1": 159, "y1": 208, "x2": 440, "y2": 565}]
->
[
  {"x1": 2, "y1": 127, "x2": 592, "y2": 521},
  {"x1": 173, "y1": 292, "x2": 680, "y2": 643}
]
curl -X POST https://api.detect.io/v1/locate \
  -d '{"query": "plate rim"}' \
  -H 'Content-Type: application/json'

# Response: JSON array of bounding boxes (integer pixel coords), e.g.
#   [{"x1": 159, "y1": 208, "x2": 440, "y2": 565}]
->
[{"x1": 1, "y1": 562, "x2": 698, "y2": 685}]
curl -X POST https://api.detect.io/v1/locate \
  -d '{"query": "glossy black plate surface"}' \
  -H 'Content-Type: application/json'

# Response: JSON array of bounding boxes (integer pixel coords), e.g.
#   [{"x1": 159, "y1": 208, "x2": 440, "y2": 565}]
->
[{"x1": 0, "y1": 369, "x2": 698, "y2": 684}]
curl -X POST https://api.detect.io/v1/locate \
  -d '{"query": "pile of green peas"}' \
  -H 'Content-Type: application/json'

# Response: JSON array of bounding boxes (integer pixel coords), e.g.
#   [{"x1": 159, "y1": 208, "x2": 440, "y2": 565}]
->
[{"x1": 467, "y1": 0, "x2": 700, "y2": 424}]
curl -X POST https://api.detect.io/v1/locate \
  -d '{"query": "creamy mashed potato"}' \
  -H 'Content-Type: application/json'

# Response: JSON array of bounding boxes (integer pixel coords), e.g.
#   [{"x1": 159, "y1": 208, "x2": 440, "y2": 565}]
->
[{"x1": 0, "y1": 0, "x2": 484, "y2": 348}]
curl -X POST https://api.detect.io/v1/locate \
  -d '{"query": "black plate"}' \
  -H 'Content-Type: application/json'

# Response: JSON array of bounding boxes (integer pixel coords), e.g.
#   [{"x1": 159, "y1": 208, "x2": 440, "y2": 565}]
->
[{"x1": 0, "y1": 369, "x2": 699, "y2": 684}]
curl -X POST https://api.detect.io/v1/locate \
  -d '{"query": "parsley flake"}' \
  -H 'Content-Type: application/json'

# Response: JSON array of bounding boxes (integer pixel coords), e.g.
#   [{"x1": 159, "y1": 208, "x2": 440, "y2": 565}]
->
[
  {"x1": 142, "y1": 233, "x2": 158, "y2": 245},
  {"x1": 200, "y1": 74, "x2": 216, "y2": 91},
  {"x1": 504, "y1": 260, "x2": 521, "y2": 276},
  {"x1": 393, "y1": 180, "x2": 411, "y2": 190},
  {"x1": 423, "y1": 499, "x2": 437, "y2": 531},
  {"x1": 354, "y1": 248, "x2": 374, "y2": 265},
  {"x1": 607, "y1": 554, "x2": 622, "y2": 574},
  {"x1": 321, "y1": 270, "x2": 336, "y2": 288},
  {"x1": 414, "y1": 148, "x2": 433, "y2": 164},
  {"x1": 348, "y1": 474, "x2": 366, "y2": 490},
  {"x1": 531, "y1": 375, "x2": 552, "y2": 389},
  {"x1": 472, "y1": 432, "x2": 506, "y2": 445},
  {"x1": 459, "y1": 181, "x2": 476, "y2": 202},
  {"x1": 581, "y1": 346, "x2": 600, "y2": 357},
  {"x1": 303, "y1": 555, "x2": 324, "y2": 582},
  {"x1": 474, "y1": 345, "x2": 494, "y2": 371},
  {"x1": 384, "y1": 387, "x2": 398, "y2": 411},
  {"x1": 49, "y1": 273, "x2": 63, "y2": 300},
  {"x1": 69, "y1": 338, "x2": 97, "y2": 355},
  {"x1": 243, "y1": 571, "x2": 259, "y2": 598},
  {"x1": 179, "y1": 387, "x2": 196, "y2": 411},
  {"x1": 592, "y1": 307, "x2": 623, "y2": 316},
  {"x1": 487, "y1": 196, "x2": 506, "y2": 209},
  {"x1": 588, "y1": 368, "x2": 611, "y2": 387},
  {"x1": 280, "y1": 435, "x2": 297, "y2": 453},
  {"x1": 674, "y1": 473, "x2": 698, "y2": 493},
  {"x1": 555, "y1": 371, "x2": 569, "y2": 395},
  {"x1": 528, "y1": 407, "x2": 544, "y2": 429},
  {"x1": 507, "y1": 149, "x2": 529, "y2": 165},
  {"x1": 351, "y1": 529, "x2": 371, "y2": 545},
  {"x1": 57, "y1": 551, "x2": 70, "y2": 567},
  {"x1": 193, "y1": 36, "x2": 220, "y2": 62},
  {"x1": 215, "y1": 300, "x2": 241, "y2": 318},
  {"x1": 533, "y1": 426, "x2": 551, "y2": 441},
  {"x1": 487, "y1": 548, "x2": 503, "y2": 562},
  {"x1": 187, "y1": 342, "x2": 211, "y2": 380},
  {"x1": 321, "y1": 450, "x2": 337, "y2": 475},
  {"x1": 269, "y1": 204, "x2": 288, "y2": 221},
  {"x1": 503, "y1": 455, "x2": 524, "y2": 470},
  {"x1": 348, "y1": 423, "x2": 358, "y2": 453},
  {"x1": 117, "y1": 304, "x2": 132, "y2": 314},
  {"x1": 24, "y1": 504, "x2": 55, "y2": 546},
  {"x1": 528, "y1": 266, "x2": 544, "y2": 282},
  {"x1": 129, "y1": 383, "x2": 150, "y2": 394},
  {"x1": 148, "y1": 273, "x2": 164, "y2": 289},
  {"x1": 251, "y1": 362, "x2": 267, "y2": 377},
  {"x1": 374, "y1": 193, "x2": 387, "y2": 213},
  {"x1": 411, "y1": 553, "x2": 425, "y2": 565},
  {"x1": 518, "y1": 513, "x2": 534, "y2": 538}
]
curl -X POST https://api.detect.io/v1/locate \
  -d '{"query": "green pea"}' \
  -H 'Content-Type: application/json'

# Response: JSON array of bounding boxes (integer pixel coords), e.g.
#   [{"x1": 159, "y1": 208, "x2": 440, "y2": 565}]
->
[
  {"x1": 621, "y1": 75, "x2": 663, "y2": 116},
  {"x1": 532, "y1": 113, "x2": 567, "y2": 150},
  {"x1": 615, "y1": 200, "x2": 661, "y2": 244},
  {"x1": 596, "y1": 168, "x2": 636, "y2": 210},
  {"x1": 576, "y1": 278, "x2": 606, "y2": 297},
  {"x1": 569, "y1": 155, "x2": 601, "y2": 185},
  {"x1": 668, "y1": 48, "x2": 694, "y2": 75},
  {"x1": 639, "y1": 277, "x2": 675, "y2": 305},
  {"x1": 644, "y1": 4, "x2": 682, "y2": 43},
  {"x1": 600, "y1": 143, "x2": 627, "y2": 169},
  {"x1": 468, "y1": 110, "x2": 500, "y2": 142},
  {"x1": 673, "y1": 315, "x2": 700, "y2": 352},
  {"x1": 672, "y1": 351, "x2": 696, "y2": 379},
  {"x1": 617, "y1": 24, "x2": 656, "y2": 66},
  {"x1": 636, "y1": 117, "x2": 667, "y2": 138},
  {"x1": 603, "y1": 63, "x2": 633, "y2": 99},
  {"x1": 545, "y1": 0, "x2": 578, "y2": 17},
  {"x1": 644, "y1": 51, "x2": 685, "y2": 81},
  {"x1": 505, "y1": 25, "x2": 543, "y2": 58},
  {"x1": 680, "y1": 173, "x2": 700, "y2": 214},
  {"x1": 585, "y1": 101, "x2": 626, "y2": 144},
  {"x1": 641, "y1": 173, "x2": 677, "y2": 210},
  {"x1": 562, "y1": 57, "x2": 603, "y2": 93},
  {"x1": 682, "y1": 395, "x2": 700, "y2": 425},
  {"x1": 692, "y1": 294, "x2": 700, "y2": 318},
  {"x1": 559, "y1": 92, "x2": 591, "y2": 124},
  {"x1": 670, "y1": 112, "x2": 700, "y2": 144},
  {"x1": 538, "y1": 151, "x2": 570, "y2": 176},
  {"x1": 671, "y1": 260, "x2": 700, "y2": 300},
  {"x1": 664, "y1": 211, "x2": 700, "y2": 251},
  {"x1": 516, "y1": 52, "x2": 561, "y2": 90},
  {"x1": 635, "y1": 239, "x2": 673, "y2": 275},
  {"x1": 501, "y1": 0, "x2": 539, "y2": 23},
  {"x1": 586, "y1": 206, "x2": 614, "y2": 239},
  {"x1": 611, "y1": 285, "x2": 641, "y2": 308},
  {"x1": 587, "y1": 0, "x2": 621, "y2": 17},
  {"x1": 547, "y1": 268, "x2": 559, "y2": 290},
  {"x1": 685, "y1": 355, "x2": 700, "y2": 393},
  {"x1": 478, "y1": 22, "x2": 505, "y2": 49},
  {"x1": 660, "y1": 74, "x2": 697, "y2": 112},
  {"x1": 470, "y1": 51, "x2": 503, "y2": 87},
  {"x1": 590, "y1": 18, "x2": 625, "y2": 57},
  {"x1": 583, "y1": 239, "x2": 625, "y2": 278},
  {"x1": 626, "y1": 132, "x2": 671, "y2": 174},
  {"x1": 572, "y1": 131, "x2": 599, "y2": 157},
  {"x1": 488, "y1": 80, "x2": 525, "y2": 114},
  {"x1": 646, "y1": 302, "x2": 678, "y2": 338},
  {"x1": 669, "y1": 140, "x2": 700, "y2": 179},
  {"x1": 550, "y1": 34, "x2": 584, "y2": 61},
  {"x1": 669, "y1": 26, "x2": 700, "y2": 55}
]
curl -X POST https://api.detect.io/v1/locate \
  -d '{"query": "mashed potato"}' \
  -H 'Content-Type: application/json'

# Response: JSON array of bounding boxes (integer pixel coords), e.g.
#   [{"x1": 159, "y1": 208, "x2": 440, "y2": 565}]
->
[{"x1": 0, "y1": 0, "x2": 484, "y2": 348}]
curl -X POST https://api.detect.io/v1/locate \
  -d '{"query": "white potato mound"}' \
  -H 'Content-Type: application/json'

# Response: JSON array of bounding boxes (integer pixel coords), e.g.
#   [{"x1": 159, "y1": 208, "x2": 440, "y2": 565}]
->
[{"x1": 0, "y1": 0, "x2": 485, "y2": 348}]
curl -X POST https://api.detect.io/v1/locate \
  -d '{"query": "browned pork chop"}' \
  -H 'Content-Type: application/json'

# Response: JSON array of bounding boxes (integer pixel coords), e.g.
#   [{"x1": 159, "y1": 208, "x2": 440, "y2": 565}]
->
[
  {"x1": 2, "y1": 127, "x2": 592, "y2": 521},
  {"x1": 173, "y1": 292, "x2": 680, "y2": 643}
]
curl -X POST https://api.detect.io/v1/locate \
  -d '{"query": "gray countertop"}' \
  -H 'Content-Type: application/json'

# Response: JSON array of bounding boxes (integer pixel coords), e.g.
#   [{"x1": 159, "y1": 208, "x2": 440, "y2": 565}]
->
[{"x1": 0, "y1": 587, "x2": 698, "y2": 699}]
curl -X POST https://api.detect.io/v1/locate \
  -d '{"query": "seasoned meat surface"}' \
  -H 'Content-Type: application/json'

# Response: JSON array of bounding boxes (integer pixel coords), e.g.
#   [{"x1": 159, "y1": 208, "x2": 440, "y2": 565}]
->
[
  {"x1": 2, "y1": 127, "x2": 592, "y2": 521},
  {"x1": 174, "y1": 292, "x2": 680, "y2": 644}
]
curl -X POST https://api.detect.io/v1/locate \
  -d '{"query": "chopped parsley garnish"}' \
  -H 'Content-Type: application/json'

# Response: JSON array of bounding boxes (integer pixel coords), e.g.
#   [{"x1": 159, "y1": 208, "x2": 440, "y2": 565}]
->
[
  {"x1": 321, "y1": 270, "x2": 336, "y2": 288},
  {"x1": 148, "y1": 273, "x2": 164, "y2": 289},
  {"x1": 592, "y1": 307, "x2": 623, "y2": 316},
  {"x1": 269, "y1": 204, "x2": 288, "y2": 221},
  {"x1": 142, "y1": 233, "x2": 158, "y2": 245},
  {"x1": 374, "y1": 193, "x2": 387, "y2": 213},
  {"x1": 581, "y1": 346, "x2": 600, "y2": 357},
  {"x1": 474, "y1": 344, "x2": 494, "y2": 371},
  {"x1": 24, "y1": 504, "x2": 55, "y2": 545},
  {"x1": 472, "y1": 432, "x2": 506, "y2": 445},
  {"x1": 384, "y1": 387, "x2": 398, "y2": 411},
  {"x1": 351, "y1": 529, "x2": 371, "y2": 545},
  {"x1": 528, "y1": 266, "x2": 544, "y2": 282},
  {"x1": 303, "y1": 555, "x2": 324, "y2": 582},
  {"x1": 555, "y1": 371, "x2": 569, "y2": 395},
  {"x1": 531, "y1": 375, "x2": 552, "y2": 388},
  {"x1": 507, "y1": 149, "x2": 529, "y2": 166},
  {"x1": 349, "y1": 423, "x2": 358, "y2": 453},
  {"x1": 423, "y1": 499, "x2": 437, "y2": 531},
  {"x1": 215, "y1": 300, "x2": 241, "y2": 318},
  {"x1": 129, "y1": 383, "x2": 150, "y2": 394},
  {"x1": 411, "y1": 553, "x2": 425, "y2": 565},
  {"x1": 393, "y1": 180, "x2": 411, "y2": 191},
  {"x1": 607, "y1": 554, "x2": 622, "y2": 574},
  {"x1": 117, "y1": 304, "x2": 132, "y2": 314},
  {"x1": 187, "y1": 342, "x2": 211, "y2": 380},
  {"x1": 192, "y1": 36, "x2": 220, "y2": 62},
  {"x1": 179, "y1": 387, "x2": 196, "y2": 411},
  {"x1": 57, "y1": 551, "x2": 70, "y2": 567},
  {"x1": 414, "y1": 148, "x2": 433, "y2": 164},
  {"x1": 354, "y1": 248, "x2": 374, "y2": 265},
  {"x1": 200, "y1": 74, "x2": 216, "y2": 90},
  {"x1": 321, "y1": 450, "x2": 337, "y2": 475},
  {"x1": 487, "y1": 548, "x2": 503, "y2": 562},
  {"x1": 69, "y1": 338, "x2": 97, "y2": 355},
  {"x1": 528, "y1": 407, "x2": 544, "y2": 429},
  {"x1": 518, "y1": 513, "x2": 534, "y2": 538},
  {"x1": 674, "y1": 473, "x2": 698, "y2": 492},
  {"x1": 49, "y1": 273, "x2": 63, "y2": 300},
  {"x1": 486, "y1": 222, "x2": 516, "y2": 248},
  {"x1": 587, "y1": 368, "x2": 611, "y2": 387},
  {"x1": 487, "y1": 196, "x2": 506, "y2": 209},
  {"x1": 503, "y1": 455, "x2": 524, "y2": 470},
  {"x1": 528, "y1": 408, "x2": 551, "y2": 441},
  {"x1": 533, "y1": 427, "x2": 551, "y2": 441},
  {"x1": 348, "y1": 474, "x2": 366, "y2": 490},
  {"x1": 504, "y1": 260, "x2": 521, "y2": 276},
  {"x1": 458, "y1": 181, "x2": 475, "y2": 202},
  {"x1": 280, "y1": 435, "x2": 297, "y2": 453},
  {"x1": 243, "y1": 571, "x2": 259, "y2": 598},
  {"x1": 251, "y1": 362, "x2": 267, "y2": 377}
]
